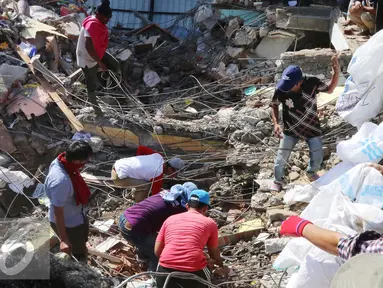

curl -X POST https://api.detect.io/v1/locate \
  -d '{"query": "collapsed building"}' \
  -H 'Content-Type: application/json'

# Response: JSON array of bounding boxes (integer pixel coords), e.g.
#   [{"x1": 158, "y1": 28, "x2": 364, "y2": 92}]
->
[{"x1": 0, "y1": 0, "x2": 382, "y2": 287}]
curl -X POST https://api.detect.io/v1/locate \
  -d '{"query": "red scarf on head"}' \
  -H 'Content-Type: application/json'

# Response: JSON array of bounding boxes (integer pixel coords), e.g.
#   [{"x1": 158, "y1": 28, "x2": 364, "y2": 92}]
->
[
  {"x1": 82, "y1": 16, "x2": 109, "y2": 60},
  {"x1": 57, "y1": 152, "x2": 91, "y2": 206}
]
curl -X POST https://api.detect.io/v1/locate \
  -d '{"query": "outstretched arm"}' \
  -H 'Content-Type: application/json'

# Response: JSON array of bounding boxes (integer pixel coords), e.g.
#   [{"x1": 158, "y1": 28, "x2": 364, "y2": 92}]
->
[{"x1": 280, "y1": 216, "x2": 344, "y2": 256}]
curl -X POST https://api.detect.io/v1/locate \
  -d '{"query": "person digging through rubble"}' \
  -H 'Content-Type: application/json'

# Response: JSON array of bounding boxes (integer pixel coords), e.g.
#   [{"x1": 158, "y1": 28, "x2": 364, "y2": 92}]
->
[
  {"x1": 347, "y1": 0, "x2": 376, "y2": 35},
  {"x1": 154, "y1": 189, "x2": 229, "y2": 288},
  {"x1": 270, "y1": 56, "x2": 340, "y2": 192},
  {"x1": 118, "y1": 182, "x2": 198, "y2": 271},
  {"x1": 111, "y1": 145, "x2": 185, "y2": 202},
  {"x1": 45, "y1": 140, "x2": 93, "y2": 262},
  {"x1": 76, "y1": 0, "x2": 119, "y2": 115}
]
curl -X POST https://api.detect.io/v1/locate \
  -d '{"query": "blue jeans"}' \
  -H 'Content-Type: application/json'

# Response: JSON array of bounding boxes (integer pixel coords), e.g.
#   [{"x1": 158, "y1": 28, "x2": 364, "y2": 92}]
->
[
  {"x1": 118, "y1": 214, "x2": 158, "y2": 271},
  {"x1": 274, "y1": 134, "x2": 323, "y2": 183}
]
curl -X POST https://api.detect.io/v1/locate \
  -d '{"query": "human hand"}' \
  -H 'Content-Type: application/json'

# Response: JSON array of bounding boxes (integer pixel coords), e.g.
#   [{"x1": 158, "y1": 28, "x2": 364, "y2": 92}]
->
[
  {"x1": 274, "y1": 124, "x2": 283, "y2": 139},
  {"x1": 213, "y1": 266, "x2": 230, "y2": 278},
  {"x1": 331, "y1": 54, "x2": 339, "y2": 71},
  {"x1": 60, "y1": 239, "x2": 72, "y2": 255},
  {"x1": 368, "y1": 163, "x2": 383, "y2": 174},
  {"x1": 207, "y1": 257, "x2": 216, "y2": 269},
  {"x1": 280, "y1": 216, "x2": 312, "y2": 237},
  {"x1": 98, "y1": 61, "x2": 108, "y2": 72}
]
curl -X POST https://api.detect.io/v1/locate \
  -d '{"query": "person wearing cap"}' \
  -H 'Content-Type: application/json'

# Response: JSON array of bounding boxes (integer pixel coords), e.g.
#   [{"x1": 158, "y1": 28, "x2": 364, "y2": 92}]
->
[
  {"x1": 111, "y1": 145, "x2": 185, "y2": 202},
  {"x1": 270, "y1": 55, "x2": 340, "y2": 192},
  {"x1": 118, "y1": 182, "x2": 198, "y2": 271},
  {"x1": 76, "y1": 0, "x2": 119, "y2": 115},
  {"x1": 154, "y1": 189, "x2": 229, "y2": 288}
]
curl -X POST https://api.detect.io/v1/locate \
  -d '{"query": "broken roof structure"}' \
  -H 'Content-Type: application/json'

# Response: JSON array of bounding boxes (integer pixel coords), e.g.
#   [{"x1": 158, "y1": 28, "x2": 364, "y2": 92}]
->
[{"x1": 0, "y1": 0, "x2": 383, "y2": 286}]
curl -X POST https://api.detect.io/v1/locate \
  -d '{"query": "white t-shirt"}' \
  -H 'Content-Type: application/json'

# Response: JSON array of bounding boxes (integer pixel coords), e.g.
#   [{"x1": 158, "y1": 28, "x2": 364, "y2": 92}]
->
[
  {"x1": 114, "y1": 153, "x2": 164, "y2": 180},
  {"x1": 76, "y1": 26, "x2": 97, "y2": 69}
]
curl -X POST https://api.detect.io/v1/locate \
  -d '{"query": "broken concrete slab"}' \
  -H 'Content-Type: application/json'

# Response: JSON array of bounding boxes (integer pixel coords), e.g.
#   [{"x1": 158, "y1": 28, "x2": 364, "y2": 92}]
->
[
  {"x1": 255, "y1": 30, "x2": 296, "y2": 58},
  {"x1": 233, "y1": 26, "x2": 258, "y2": 46},
  {"x1": 226, "y1": 46, "x2": 244, "y2": 58},
  {"x1": 276, "y1": 6, "x2": 333, "y2": 33},
  {"x1": 143, "y1": 69, "x2": 161, "y2": 87},
  {"x1": 266, "y1": 209, "x2": 297, "y2": 222},
  {"x1": 116, "y1": 49, "x2": 132, "y2": 62},
  {"x1": 226, "y1": 17, "x2": 240, "y2": 38},
  {"x1": 219, "y1": 218, "x2": 264, "y2": 246},
  {"x1": 265, "y1": 237, "x2": 292, "y2": 254}
]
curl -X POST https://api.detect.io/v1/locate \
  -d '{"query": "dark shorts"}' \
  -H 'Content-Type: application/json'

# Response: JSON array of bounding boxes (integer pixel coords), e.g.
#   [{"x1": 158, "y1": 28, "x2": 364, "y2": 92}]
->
[
  {"x1": 156, "y1": 265, "x2": 211, "y2": 288},
  {"x1": 50, "y1": 217, "x2": 89, "y2": 261}
]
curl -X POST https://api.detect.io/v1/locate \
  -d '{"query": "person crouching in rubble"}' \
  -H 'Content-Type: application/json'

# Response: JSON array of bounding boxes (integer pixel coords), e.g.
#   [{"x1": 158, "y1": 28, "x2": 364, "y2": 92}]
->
[
  {"x1": 45, "y1": 141, "x2": 93, "y2": 262},
  {"x1": 155, "y1": 189, "x2": 229, "y2": 288},
  {"x1": 118, "y1": 182, "x2": 198, "y2": 271},
  {"x1": 76, "y1": 0, "x2": 119, "y2": 116},
  {"x1": 270, "y1": 56, "x2": 340, "y2": 192},
  {"x1": 111, "y1": 145, "x2": 185, "y2": 202}
]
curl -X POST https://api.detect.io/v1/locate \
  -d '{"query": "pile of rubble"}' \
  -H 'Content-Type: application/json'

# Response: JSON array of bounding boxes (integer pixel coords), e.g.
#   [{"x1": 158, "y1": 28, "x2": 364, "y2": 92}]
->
[{"x1": 0, "y1": 0, "x2": 370, "y2": 287}]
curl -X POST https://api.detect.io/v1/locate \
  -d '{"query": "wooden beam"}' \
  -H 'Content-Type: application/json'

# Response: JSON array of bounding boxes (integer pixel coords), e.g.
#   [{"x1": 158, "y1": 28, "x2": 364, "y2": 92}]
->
[
  {"x1": 88, "y1": 248, "x2": 122, "y2": 263},
  {"x1": 14, "y1": 47, "x2": 84, "y2": 132}
]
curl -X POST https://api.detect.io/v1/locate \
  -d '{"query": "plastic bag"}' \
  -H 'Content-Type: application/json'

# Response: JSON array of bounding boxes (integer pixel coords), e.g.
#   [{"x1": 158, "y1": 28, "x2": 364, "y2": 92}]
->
[
  {"x1": 284, "y1": 161, "x2": 356, "y2": 205},
  {"x1": 336, "y1": 29, "x2": 383, "y2": 128},
  {"x1": 337, "y1": 122, "x2": 383, "y2": 164},
  {"x1": 275, "y1": 164, "x2": 383, "y2": 287}
]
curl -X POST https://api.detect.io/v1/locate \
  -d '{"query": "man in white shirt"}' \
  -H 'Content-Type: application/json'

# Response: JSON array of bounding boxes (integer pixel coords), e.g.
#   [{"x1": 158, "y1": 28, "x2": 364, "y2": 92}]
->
[{"x1": 111, "y1": 146, "x2": 185, "y2": 202}]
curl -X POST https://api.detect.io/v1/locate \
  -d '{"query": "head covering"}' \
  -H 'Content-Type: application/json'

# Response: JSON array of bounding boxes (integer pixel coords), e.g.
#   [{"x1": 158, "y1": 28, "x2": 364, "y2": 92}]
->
[
  {"x1": 331, "y1": 254, "x2": 383, "y2": 288},
  {"x1": 276, "y1": 65, "x2": 303, "y2": 92},
  {"x1": 168, "y1": 158, "x2": 185, "y2": 171},
  {"x1": 189, "y1": 189, "x2": 210, "y2": 206},
  {"x1": 161, "y1": 182, "x2": 198, "y2": 208},
  {"x1": 96, "y1": 0, "x2": 112, "y2": 18}
]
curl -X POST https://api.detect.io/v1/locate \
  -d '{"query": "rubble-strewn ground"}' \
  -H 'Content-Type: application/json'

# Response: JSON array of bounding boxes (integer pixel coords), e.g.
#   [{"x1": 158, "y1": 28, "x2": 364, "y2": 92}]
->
[{"x1": 0, "y1": 0, "x2": 371, "y2": 287}]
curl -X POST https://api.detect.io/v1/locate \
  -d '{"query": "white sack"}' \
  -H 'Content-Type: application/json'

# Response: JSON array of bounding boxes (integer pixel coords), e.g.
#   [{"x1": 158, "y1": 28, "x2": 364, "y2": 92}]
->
[
  {"x1": 336, "y1": 30, "x2": 383, "y2": 128},
  {"x1": 337, "y1": 122, "x2": 383, "y2": 164}
]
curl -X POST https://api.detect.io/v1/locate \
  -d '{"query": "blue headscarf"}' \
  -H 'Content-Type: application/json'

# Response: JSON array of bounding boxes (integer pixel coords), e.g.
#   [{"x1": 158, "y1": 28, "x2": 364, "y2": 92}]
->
[{"x1": 161, "y1": 182, "x2": 197, "y2": 208}]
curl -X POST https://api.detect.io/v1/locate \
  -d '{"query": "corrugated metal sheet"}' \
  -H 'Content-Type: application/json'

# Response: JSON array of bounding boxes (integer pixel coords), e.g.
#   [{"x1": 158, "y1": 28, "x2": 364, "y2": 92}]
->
[{"x1": 86, "y1": 0, "x2": 198, "y2": 29}]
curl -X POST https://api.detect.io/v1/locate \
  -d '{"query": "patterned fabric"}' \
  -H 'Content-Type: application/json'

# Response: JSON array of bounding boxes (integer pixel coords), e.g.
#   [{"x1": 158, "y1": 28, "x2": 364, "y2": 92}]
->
[
  {"x1": 271, "y1": 77, "x2": 329, "y2": 139},
  {"x1": 337, "y1": 231, "x2": 383, "y2": 260}
]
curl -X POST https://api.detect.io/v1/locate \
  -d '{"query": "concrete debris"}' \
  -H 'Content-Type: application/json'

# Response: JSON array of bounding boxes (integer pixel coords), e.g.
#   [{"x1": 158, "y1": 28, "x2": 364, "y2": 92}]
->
[
  {"x1": 143, "y1": 69, "x2": 161, "y2": 87},
  {"x1": 265, "y1": 237, "x2": 292, "y2": 254},
  {"x1": 267, "y1": 209, "x2": 297, "y2": 222},
  {"x1": 0, "y1": 0, "x2": 373, "y2": 286},
  {"x1": 233, "y1": 26, "x2": 258, "y2": 46}
]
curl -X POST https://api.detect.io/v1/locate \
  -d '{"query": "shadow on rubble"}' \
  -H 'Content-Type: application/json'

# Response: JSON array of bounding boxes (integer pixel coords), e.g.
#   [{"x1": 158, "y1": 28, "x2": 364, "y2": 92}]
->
[{"x1": 0, "y1": 255, "x2": 114, "y2": 288}]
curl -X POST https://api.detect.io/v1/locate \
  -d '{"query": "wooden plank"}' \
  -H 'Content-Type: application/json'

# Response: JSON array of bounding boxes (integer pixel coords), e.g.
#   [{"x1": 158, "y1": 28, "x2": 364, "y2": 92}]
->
[
  {"x1": 0, "y1": 120, "x2": 17, "y2": 153},
  {"x1": 88, "y1": 248, "x2": 122, "y2": 263},
  {"x1": 15, "y1": 47, "x2": 84, "y2": 132},
  {"x1": 152, "y1": 134, "x2": 225, "y2": 152},
  {"x1": 96, "y1": 237, "x2": 120, "y2": 253},
  {"x1": 82, "y1": 123, "x2": 139, "y2": 147}
]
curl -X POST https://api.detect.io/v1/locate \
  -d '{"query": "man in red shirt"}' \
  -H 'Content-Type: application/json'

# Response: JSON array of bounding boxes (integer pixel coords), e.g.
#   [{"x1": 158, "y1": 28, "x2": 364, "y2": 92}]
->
[
  {"x1": 154, "y1": 190, "x2": 229, "y2": 288},
  {"x1": 111, "y1": 146, "x2": 184, "y2": 202}
]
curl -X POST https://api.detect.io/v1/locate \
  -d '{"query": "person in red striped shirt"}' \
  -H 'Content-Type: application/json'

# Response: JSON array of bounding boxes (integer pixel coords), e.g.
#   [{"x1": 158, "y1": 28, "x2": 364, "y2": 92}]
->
[{"x1": 111, "y1": 146, "x2": 184, "y2": 202}]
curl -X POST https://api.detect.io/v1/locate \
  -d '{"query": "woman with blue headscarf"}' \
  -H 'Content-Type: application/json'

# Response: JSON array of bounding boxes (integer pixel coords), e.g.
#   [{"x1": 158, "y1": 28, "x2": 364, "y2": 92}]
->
[{"x1": 118, "y1": 182, "x2": 198, "y2": 271}]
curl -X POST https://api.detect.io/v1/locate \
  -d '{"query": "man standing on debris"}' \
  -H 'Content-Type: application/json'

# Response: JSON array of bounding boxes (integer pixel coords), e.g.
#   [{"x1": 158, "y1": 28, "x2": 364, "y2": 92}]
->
[
  {"x1": 155, "y1": 189, "x2": 229, "y2": 288},
  {"x1": 111, "y1": 145, "x2": 185, "y2": 202},
  {"x1": 76, "y1": 0, "x2": 119, "y2": 115},
  {"x1": 270, "y1": 56, "x2": 340, "y2": 192},
  {"x1": 45, "y1": 141, "x2": 93, "y2": 262},
  {"x1": 118, "y1": 182, "x2": 198, "y2": 271}
]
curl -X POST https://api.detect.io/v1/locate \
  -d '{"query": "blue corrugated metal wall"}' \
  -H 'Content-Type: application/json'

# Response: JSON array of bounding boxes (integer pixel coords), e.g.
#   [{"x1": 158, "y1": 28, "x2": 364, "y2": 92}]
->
[{"x1": 86, "y1": 0, "x2": 198, "y2": 29}]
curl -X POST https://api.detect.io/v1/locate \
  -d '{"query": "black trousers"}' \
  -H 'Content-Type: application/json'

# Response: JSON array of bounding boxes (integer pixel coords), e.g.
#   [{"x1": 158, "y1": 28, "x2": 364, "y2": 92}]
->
[{"x1": 156, "y1": 265, "x2": 211, "y2": 288}]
